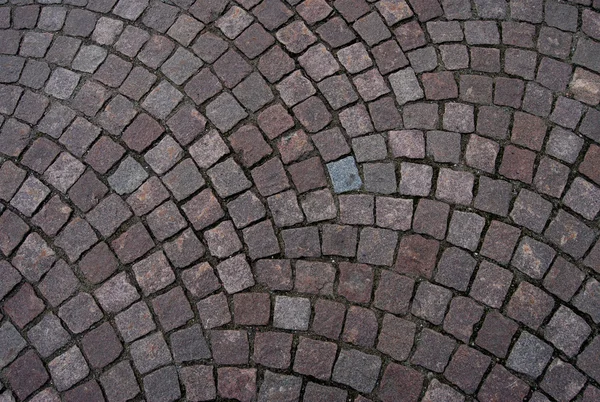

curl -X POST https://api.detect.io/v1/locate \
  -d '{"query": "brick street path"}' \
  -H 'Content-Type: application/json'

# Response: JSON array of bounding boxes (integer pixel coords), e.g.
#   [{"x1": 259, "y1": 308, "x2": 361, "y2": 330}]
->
[{"x1": 1, "y1": 0, "x2": 600, "y2": 400}]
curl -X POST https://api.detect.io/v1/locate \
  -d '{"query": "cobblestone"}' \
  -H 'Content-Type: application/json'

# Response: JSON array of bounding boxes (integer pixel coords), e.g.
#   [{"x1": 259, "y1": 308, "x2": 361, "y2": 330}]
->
[{"x1": 0, "y1": 3, "x2": 596, "y2": 400}]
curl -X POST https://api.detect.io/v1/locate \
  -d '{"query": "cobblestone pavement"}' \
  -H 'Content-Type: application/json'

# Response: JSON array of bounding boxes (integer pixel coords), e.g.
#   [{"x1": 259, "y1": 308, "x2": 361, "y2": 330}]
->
[{"x1": 1, "y1": 0, "x2": 600, "y2": 401}]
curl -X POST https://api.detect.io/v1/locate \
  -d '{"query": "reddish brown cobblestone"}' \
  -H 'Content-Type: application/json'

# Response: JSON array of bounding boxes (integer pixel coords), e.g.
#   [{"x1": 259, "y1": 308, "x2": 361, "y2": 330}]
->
[{"x1": 0, "y1": 2, "x2": 599, "y2": 400}]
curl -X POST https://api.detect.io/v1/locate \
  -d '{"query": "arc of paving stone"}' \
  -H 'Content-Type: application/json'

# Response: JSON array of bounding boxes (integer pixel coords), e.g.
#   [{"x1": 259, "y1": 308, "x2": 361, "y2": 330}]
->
[{"x1": 1, "y1": 0, "x2": 600, "y2": 401}]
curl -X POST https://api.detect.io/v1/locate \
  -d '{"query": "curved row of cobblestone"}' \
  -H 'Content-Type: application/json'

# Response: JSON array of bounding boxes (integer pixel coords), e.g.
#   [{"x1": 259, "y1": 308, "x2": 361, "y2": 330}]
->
[{"x1": 1, "y1": 0, "x2": 600, "y2": 401}]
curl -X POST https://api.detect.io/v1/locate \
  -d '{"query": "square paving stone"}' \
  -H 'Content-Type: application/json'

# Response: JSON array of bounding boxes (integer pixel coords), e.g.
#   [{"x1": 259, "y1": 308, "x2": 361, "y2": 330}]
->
[
  {"x1": 210, "y1": 330, "x2": 249, "y2": 365},
  {"x1": 207, "y1": 158, "x2": 251, "y2": 198},
  {"x1": 293, "y1": 336, "x2": 337, "y2": 380},
  {"x1": 478, "y1": 364, "x2": 529, "y2": 402},
  {"x1": 141, "y1": 81, "x2": 183, "y2": 120},
  {"x1": 309, "y1": 299, "x2": 345, "y2": 341},
  {"x1": 372, "y1": 39, "x2": 408, "y2": 74},
  {"x1": 506, "y1": 281, "x2": 554, "y2": 329},
  {"x1": 511, "y1": 236, "x2": 556, "y2": 280},
  {"x1": 179, "y1": 366, "x2": 215, "y2": 401},
  {"x1": 337, "y1": 262, "x2": 373, "y2": 304},
  {"x1": 37, "y1": 260, "x2": 79, "y2": 307},
  {"x1": 573, "y1": 278, "x2": 600, "y2": 323},
  {"x1": 143, "y1": 366, "x2": 180, "y2": 402},
  {"x1": 5, "y1": 350, "x2": 49, "y2": 400},
  {"x1": 110, "y1": 222, "x2": 154, "y2": 264},
  {"x1": 0, "y1": 161, "x2": 26, "y2": 202},
  {"x1": 434, "y1": 247, "x2": 476, "y2": 291},
  {"x1": 0, "y1": 322, "x2": 26, "y2": 369},
  {"x1": 161, "y1": 48, "x2": 202, "y2": 86},
  {"x1": 170, "y1": 325, "x2": 210, "y2": 363},
  {"x1": 114, "y1": 302, "x2": 156, "y2": 343},
  {"x1": 0, "y1": 261, "x2": 21, "y2": 301},
  {"x1": 480, "y1": 220, "x2": 520, "y2": 264},
  {"x1": 44, "y1": 67, "x2": 80, "y2": 99},
  {"x1": 377, "y1": 313, "x2": 415, "y2": 361},
  {"x1": 233, "y1": 72, "x2": 274, "y2": 112},
  {"x1": 215, "y1": 254, "x2": 254, "y2": 294},
  {"x1": 546, "y1": 127, "x2": 584, "y2": 164},
  {"x1": 97, "y1": 95, "x2": 138, "y2": 136},
  {"x1": 413, "y1": 199, "x2": 449, "y2": 240},
  {"x1": 132, "y1": 251, "x2": 175, "y2": 296},
  {"x1": 27, "y1": 314, "x2": 70, "y2": 358},
  {"x1": 81, "y1": 322, "x2": 122, "y2": 369},
  {"x1": 144, "y1": 136, "x2": 183, "y2": 175},
  {"x1": 120, "y1": 66, "x2": 157, "y2": 101},
  {"x1": 550, "y1": 96, "x2": 583, "y2": 129},
  {"x1": 411, "y1": 329, "x2": 456, "y2": 373},
  {"x1": 94, "y1": 272, "x2": 139, "y2": 314},
  {"x1": 48, "y1": 346, "x2": 89, "y2": 391},
  {"x1": 543, "y1": 257, "x2": 585, "y2": 302},
  {"x1": 506, "y1": 332, "x2": 553, "y2": 378},
  {"x1": 399, "y1": 162, "x2": 432, "y2": 196},
  {"x1": 242, "y1": 220, "x2": 281, "y2": 260},
  {"x1": 78, "y1": 242, "x2": 118, "y2": 285},
  {"x1": 114, "y1": 26, "x2": 150, "y2": 57},
  {"x1": 423, "y1": 379, "x2": 464, "y2": 402},
  {"x1": 205, "y1": 92, "x2": 248, "y2": 132},
  {"x1": 232, "y1": 293, "x2": 270, "y2": 326},
  {"x1": 293, "y1": 96, "x2": 332, "y2": 133},
  {"x1": 227, "y1": 191, "x2": 266, "y2": 229},
  {"x1": 378, "y1": 363, "x2": 424, "y2": 402},
  {"x1": 180, "y1": 262, "x2": 219, "y2": 299},
  {"x1": 11, "y1": 176, "x2": 50, "y2": 217},
  {"x1": 205, "y1": 220, "x2": 242, "y2": 258},
  {"x1": 475, "y1": 311, "x2": 518, "y2": 358},
  {"x1": 443, "y1": 296, "x2": 484, "y2": 343},
  {"x1": 342, "y1": 306, "x2": 378, "y2": 347},
  {"x1": 0, "y1": 210, "x2": 29, "y2": 257},
  {"x1": 254, "y1": 260, "x2": 292, "y2": 291},
  {"x1": 258, "y1": 371, "x2": 301, "y2": 401},
  {"x1": 301, "y1": 188, "x2": 337, "y2": 223},
  {"x1": 152, "y1": 287, "x2": 194, "y2": 331},
  {"x1": 577, "y1": 335, "x2": 600, "y2": 384},
  {"x1": 229, "y1": 125, "x2": 272, "y2": 168},
  {"x1": 540, "y1": 359, "x2": 586, "y2": 401},
  {"x1": 63, "y1": 380, "x2": 105, "y2": 402},
  {"x1": 3, "y1": 283, "x2": 45, "y2": 329},
  {"x1": 58, "y1": 292, "x2": 103, "y2": 334},
  {"x1": 197, "y1": 293, "x2": 232, "y2": 329},
  {"x1": 544, "y1": 306, "x2": 591, "y2": 356},
  {"x1": 510, "y1": 189, "x2": 553, "y2": 233},
  {"x1": 374, "y1": 270, "x2": 415, "y2": 315},
  {"x1": 59, "y1": 118, "x2": 101, "y2": 158},
  {"x1": 394, "y1": 234, "x2": 439, "y2": 278},
  {"x1": 108, "y1": 156, "x2": 149, "y2": 195},
  {"x1": 339, "y1": 104, "x2": 374, "y2": 137},
  {"x1": 257, "y1": 45, "x2": 294, "y2": 83},
  {"x1": 130, "y1": 332, "x2": 172, "y2": 374},
  {"x1": 545, "y1": 210, "x2": 595, "y2": 259},
  {"x1": 357, "y1": 227, "x2": 397, "y2": 266},
  {"x1": 121, "y1": 113, "x2": 164, "y2": 153},
  {"x1": 446, "y1": 210, "x2": 485, "y2": 251},
  {"x1": 295, "y1": 261, "x2": 335, "y2": 295},
  {"x1": 162, "y1": 158, "x2": 206, "y2": 200},
  {"x1": 12, "y1": 233, "x2": 55, "y2": 282},
  {"x1": 273, "y1": 296, "x2": 311, "y2": 330},
  {"x1": 411, "y1": 281, "x2": 453, "y2": 325},
  {"x1": 146, "y1": 201, "x2": 187, "y2": 241},
  {"x1": 332, "y1": 349, "x2": 381, "y2": 394},
  {"x1": 86, "y1": 194, "x2": 132, "y2": 237},
  {"x1": 327, "y1": 156, "x2": 362, "y2": 193},
  {"x1": 84, "y1": 136, "x2": 125, "y2": 175},
  {"x1": 470, "y1": 261, "x2": 513, "y2": 308}
]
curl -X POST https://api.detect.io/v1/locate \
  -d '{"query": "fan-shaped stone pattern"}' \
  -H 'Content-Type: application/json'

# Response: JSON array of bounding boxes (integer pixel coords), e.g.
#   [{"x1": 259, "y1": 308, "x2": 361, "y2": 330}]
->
[{"x1": 0, "y1": 0, "x2": 600, "y2": 400}]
